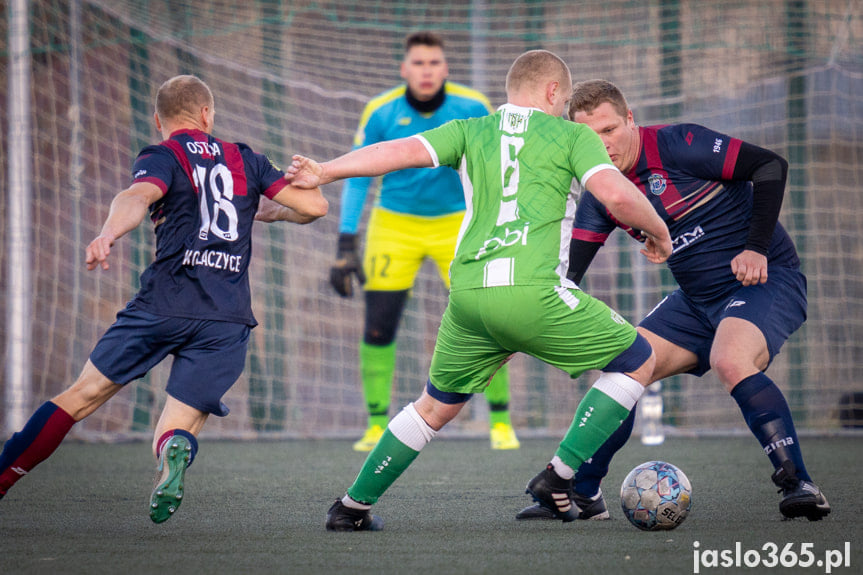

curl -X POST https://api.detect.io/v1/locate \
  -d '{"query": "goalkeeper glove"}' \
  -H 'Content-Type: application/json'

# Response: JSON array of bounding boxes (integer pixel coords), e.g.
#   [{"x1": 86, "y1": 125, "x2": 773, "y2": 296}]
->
[{"x1": 330, "y1": 233, "x2": 365, "y2": 297}]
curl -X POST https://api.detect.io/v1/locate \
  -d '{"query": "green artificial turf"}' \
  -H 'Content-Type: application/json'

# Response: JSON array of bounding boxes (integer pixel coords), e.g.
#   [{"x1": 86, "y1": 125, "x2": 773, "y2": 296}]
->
[{"x1": 1, "y1": 437, "x2": 859, "y2": 574}]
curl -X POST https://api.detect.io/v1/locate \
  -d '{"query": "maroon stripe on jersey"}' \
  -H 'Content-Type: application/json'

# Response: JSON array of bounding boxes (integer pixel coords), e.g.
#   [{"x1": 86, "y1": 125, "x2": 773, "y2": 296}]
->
[
  {"x1": 162, "y1": 139, "x2": 197, "y2": 192},
  {"x1": 572, "y1": 228, "x2": 610, "y2": 243},
  {"x1": 135, "y1": 176, "x2": 168, "y2": 194},
  {"x1": 722, "y1": 137, "x2": 743, "y2": 180},
  {"x1": 264, "y1": 177, "x2": 289, "y2": 200},
  {"x1": 640, "y1": 127, "x2": 686, "y2": 219},
  {"x1": 222, "y1": 142, "x2": 248, "y2": 196}
]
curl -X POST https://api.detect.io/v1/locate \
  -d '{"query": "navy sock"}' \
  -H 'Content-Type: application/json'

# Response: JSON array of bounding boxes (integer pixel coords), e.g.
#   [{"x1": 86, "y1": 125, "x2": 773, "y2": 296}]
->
[
  {"x1": 730, "y1": 372, "x2": 811, "y2": 481},
  {"x1": 156, "y1": 429, "x2": 199, "y2": 467},
  {"x1": 573, "y1": 407, "x2": 636, "y2": 497},
  {"x1": 0, "y1": 401, "x2": 76, "y2": 494}
]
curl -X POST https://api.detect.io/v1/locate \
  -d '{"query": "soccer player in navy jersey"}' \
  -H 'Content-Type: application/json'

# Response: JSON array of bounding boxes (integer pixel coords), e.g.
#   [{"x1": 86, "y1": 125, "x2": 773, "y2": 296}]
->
[
  {"x1": 516, "y1": 79, "x2": 829, "y2": 522},
  {"x1": 0, "y1": 75, "x2": 327, "y2": 523}
]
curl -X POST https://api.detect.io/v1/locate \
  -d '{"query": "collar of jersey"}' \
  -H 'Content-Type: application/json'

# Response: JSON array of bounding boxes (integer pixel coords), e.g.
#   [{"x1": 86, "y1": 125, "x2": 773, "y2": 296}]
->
[{"x1": 406, "y1": 81, "x2": 446, "y2": 113}]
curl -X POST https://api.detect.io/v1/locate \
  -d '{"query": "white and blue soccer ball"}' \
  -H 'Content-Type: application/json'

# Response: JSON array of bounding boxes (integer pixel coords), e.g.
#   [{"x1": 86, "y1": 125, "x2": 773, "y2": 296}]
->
[{"x1": 620, "y1": 460, "x2": 692, "y2": 531}]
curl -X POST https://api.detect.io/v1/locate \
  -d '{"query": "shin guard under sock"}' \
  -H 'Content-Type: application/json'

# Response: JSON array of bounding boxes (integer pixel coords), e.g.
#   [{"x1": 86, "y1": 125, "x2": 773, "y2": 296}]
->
[
  {"x1": 573, "y1": 406, "x2": 636, "y2": 497},
  {"x1": 347, "y1": 403, "x2": 435, "y2": 504},
  {"x1": 360, "y1": 341, "x2": 397, "y2": 425},
  {"x1": 731, "y1": 372, "x2": 810, "y2": 481},
  {"x1": 556, "y1": 373, "x2": 644, "y2": 472},
  {"x1": 0, "y1": 402, "x2": 76, "y2": 494}
]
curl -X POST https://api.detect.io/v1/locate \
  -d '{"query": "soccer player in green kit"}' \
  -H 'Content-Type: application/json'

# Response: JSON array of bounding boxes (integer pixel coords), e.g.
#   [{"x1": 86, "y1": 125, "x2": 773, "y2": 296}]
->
[{"x1": 287, "y1": 50, "x2": 673, "y2": 531}]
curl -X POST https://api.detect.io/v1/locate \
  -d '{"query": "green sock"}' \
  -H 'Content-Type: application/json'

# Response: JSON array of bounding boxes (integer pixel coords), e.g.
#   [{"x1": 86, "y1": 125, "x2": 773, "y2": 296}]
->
[
  {"x1": 347, "y1": 427, "x2": 421, "y2": 505},
  {"x1": 556, "y1": 387, "x2": 632, "y2": 471},
  {"x1": 484, "y1": 364, "x2": 511, "y2": 426},
  {"x1": 368, "y1": 414, "x2": 389, "y2": 429},
  {"x1": 360, "y1": 341, "x2": 397, "y2": 425},
  {"x1": 489, "y1": 408, "x2": 511, "y2": 426}
]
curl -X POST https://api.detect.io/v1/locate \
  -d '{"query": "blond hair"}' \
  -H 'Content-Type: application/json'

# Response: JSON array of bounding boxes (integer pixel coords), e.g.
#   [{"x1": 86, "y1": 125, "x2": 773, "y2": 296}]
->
[
  {"x1": 505, "y1": 50, "x2": 571, "y2": 96},
  {"x1": 155, "y1": 75, "x2": 214, "y2": 122}
]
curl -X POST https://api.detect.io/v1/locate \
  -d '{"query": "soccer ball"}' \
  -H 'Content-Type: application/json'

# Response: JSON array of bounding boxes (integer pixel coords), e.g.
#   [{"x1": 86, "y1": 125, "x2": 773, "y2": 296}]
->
[{"x1": 620, "y1": 460, "x2": 692, "y2": 531}]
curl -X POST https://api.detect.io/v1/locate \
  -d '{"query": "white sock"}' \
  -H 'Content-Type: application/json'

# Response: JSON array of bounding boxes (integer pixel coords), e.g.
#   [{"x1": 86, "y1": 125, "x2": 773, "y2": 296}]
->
[
  {"x1": 341, "y1": 494, "x2": 370, "y2": 510},
  {"x1": 592, "y1": 372, "x2": 646, "y2": 410},
  {"x1": 550, "y1": 455, "x2": 575, "y2": 480},
  {"x1": 389, "y1": 402, "x2": 437, "y2": 451}
]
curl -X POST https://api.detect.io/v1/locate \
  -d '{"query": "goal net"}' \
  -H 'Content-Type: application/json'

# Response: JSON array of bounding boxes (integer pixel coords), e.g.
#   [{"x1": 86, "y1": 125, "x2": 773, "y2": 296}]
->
[{"x1": 2, "y1": 0, "x2": 862, "y2": 440}]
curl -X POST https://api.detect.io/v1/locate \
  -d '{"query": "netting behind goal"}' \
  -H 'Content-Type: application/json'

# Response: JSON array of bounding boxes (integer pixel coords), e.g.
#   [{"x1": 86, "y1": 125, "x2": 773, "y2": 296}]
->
[{"x1": 1, "y1": 0, "x2": 862, "y2": 440}]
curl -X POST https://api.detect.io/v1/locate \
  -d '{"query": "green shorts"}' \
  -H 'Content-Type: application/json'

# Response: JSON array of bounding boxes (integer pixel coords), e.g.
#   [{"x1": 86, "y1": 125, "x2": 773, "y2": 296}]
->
[{"x1": 429, "y1": 285, "x2": 637, "y2": 395}]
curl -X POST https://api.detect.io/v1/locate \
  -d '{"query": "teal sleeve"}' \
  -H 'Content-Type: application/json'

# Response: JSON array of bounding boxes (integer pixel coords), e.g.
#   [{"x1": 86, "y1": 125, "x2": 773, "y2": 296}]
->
[
  {"x1": 339, "y1": 111, "x2": 384, "y2": 234},
  {"x1": 339, "y1": 164, "x2": 373, "y2": 234}
]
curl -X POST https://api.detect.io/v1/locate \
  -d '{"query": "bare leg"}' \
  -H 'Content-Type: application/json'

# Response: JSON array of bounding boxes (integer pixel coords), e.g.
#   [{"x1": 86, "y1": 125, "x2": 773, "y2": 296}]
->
[
  {"x1": 152, "y1": 396, "x2": 208, "y2": 459},
  {"x1": 53, "y1": 359, "x2": 124, "y2": 421}
]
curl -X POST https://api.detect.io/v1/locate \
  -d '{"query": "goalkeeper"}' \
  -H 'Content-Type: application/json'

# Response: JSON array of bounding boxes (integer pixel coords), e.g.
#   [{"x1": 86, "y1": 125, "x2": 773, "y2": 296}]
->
[
  {"x1": 0, "y1": 75, "x2": 327, "y2": 522},
  {"x1": 333, "y1": 31, "x2": 519, "y2": 451}
]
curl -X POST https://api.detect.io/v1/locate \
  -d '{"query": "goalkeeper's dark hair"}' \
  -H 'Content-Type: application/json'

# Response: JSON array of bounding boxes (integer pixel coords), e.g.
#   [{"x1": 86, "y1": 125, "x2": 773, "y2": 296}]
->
[
  {"x1": 155, "y1": 75, "x2": 214, "y2": 122},
  {"x1": 405, "y1": 31, "x2": 445, "y2": 52},
  {"x1": 569, "y1": 79, "x2": 630, "y2": 121}
]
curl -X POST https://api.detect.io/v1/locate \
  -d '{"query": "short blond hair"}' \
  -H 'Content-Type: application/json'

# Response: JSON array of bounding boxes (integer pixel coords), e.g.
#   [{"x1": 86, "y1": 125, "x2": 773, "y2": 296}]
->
[
  {"x1": 505, "y1": 50, "x2": 571, "y2": 96},
  {"x1": 155, "y1": 75, "x2": 214, "y2": 122},
  {"x1": 569, "y1": 79, "x2": 629, "y2": 120}
]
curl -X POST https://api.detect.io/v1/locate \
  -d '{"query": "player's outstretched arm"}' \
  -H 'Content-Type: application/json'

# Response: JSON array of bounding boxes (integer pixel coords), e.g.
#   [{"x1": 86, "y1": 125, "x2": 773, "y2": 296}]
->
[
  {"x1": 286, "y1": 156, "x2": 325, "y2": 189},
  {"x1": 270, "y1": 184, "x2": 328, "y2": 223},
  {"x1": 287, "y1": 137, "x2": 433, "y2": 188},
  {"x1": 584, "y1": 169, "x2": 672, "y2": 263},
  {"x1": 256, "y1": 193, "x2": 327, "y2": 224},
  {"x1": 86, "y1": 182, "x2": 162, "y2": 271}
]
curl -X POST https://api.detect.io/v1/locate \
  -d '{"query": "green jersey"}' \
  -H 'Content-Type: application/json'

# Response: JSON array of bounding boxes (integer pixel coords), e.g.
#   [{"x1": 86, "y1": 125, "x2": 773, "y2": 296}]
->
[{"x1": 415, "y1": 104, "x2": 615, "y2": 292}]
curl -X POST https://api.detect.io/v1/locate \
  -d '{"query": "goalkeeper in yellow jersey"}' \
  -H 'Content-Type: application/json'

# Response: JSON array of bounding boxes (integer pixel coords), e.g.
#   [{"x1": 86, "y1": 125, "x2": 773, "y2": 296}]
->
[{"x1": 332, "y1": 31, "x2": 519, "y2": 451}]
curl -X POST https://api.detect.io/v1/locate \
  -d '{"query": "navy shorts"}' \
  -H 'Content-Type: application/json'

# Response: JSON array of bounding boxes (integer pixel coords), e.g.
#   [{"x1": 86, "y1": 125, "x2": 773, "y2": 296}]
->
[
  {"x1": 89, "y1": 304, "x2": 251, "y2": 416},
  {"x1": 638, "y1": 266, "x2": 806, "y2": 376}
]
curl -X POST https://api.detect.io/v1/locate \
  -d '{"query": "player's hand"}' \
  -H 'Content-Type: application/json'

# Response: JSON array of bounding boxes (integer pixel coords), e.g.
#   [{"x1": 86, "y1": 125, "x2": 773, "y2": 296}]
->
[
  {"x1": 329, "y1": 233, "x2": 365, "y2": 297},
  {"x1": 254, "y1": 196, "x2": 288, "y2": 223},
  {"x1": 640, "y1": 232, "x2": 673, "y2": 264},
  {"x1": 731, "y1": 249, "x2": 768, "y2": 286},
  {"x1": 85, "y1": 234, "x2": 115, "y2": 270},
  {"x1": 286, "y1": 155, "x2": 323, "y2": 189}
]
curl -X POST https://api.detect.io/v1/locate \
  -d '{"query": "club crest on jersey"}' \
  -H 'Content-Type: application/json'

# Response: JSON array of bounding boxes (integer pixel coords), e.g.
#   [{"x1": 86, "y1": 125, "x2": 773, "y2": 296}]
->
[
  {"x1": 648, "y1": 173, "x2": 667, "y2": 195},
  {"x1": 399, "y1": 117, "x2": 411, "y2": 126}
]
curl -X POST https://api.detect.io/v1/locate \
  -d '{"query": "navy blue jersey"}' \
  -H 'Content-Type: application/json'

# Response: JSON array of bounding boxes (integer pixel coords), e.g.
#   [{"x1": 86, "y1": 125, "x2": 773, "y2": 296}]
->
[
  {"x1": 573, "y1": 123, "x2": 799, "y2": 304},
  {"x1": 129, "y1": 129, "x2": 288, "y2": 326}
]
